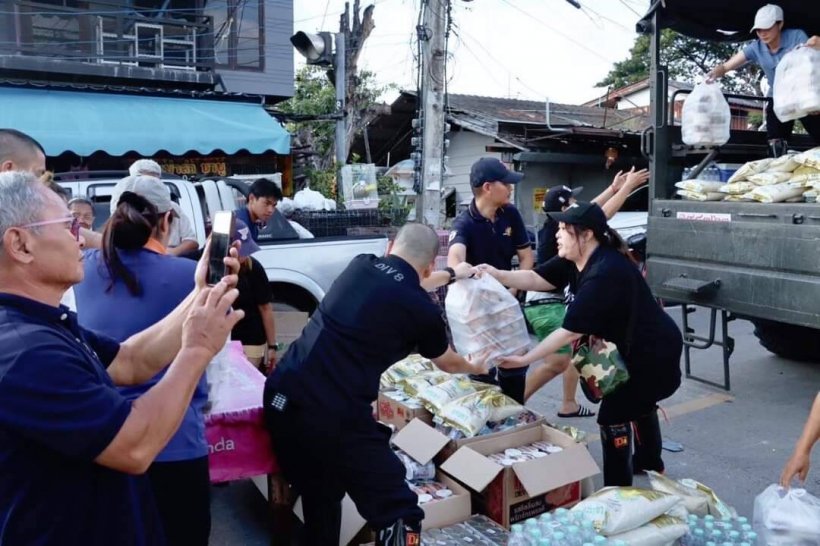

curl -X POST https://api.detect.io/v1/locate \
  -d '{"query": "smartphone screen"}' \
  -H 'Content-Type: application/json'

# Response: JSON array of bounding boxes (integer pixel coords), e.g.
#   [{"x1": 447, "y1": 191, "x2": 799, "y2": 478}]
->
[{"x1": 207, "y1": 211, "x2": 235, "y2": 285}]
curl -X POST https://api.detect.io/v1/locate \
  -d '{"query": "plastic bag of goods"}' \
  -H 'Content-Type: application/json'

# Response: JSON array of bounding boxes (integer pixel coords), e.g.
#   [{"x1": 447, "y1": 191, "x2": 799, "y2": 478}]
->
[
  {"x1": 293, "y1": 187, "x2": 331, "y2": 211},
  {"x1": 676, "y1": 190, "x2": 725, "y2": 201},
  {"x1": 674, "y1": 180, "x2": 725, "y2": 193},
  {"x1": 748, "y1": 182, "x2": 807, "y2": 203},
  {"x1": 794, "y1": 164, "x2": 820, "y2": 177},
  {"x1": 795, "y1": 146, "x2": 820, "y2": 169},
  {"x1": 416, "y1": 375, "x2": 476, "y2": 414},
  {"x1": 399, "y1": 370, "x2": 451, "y2": 397},
  {"x1": 380, "y1": 354, "x2": 434, "y2": 390},
  {"x1": 773, "y1": 46, "x2": 820, "y2": 122},
  {"x1": 747, "y1": 171, "x2": 793, "y2": 186},
  {"x1": 681, "y1": 81, "x2": 731, "y2": 146},
  {"x1": 805, "y1": 189, "x2": 818, "y2": 203},
  {"x1": 571, "y1": 487, "x2": 682, "y2": 535},
  {"x1": 753, "y1": 484, "x2": 820, "y2": 540},
  {"x1": 728, "y1": 158, "x2": 773, "y2": 183},
  {"x1": 445, "y1": 275, "x2": 530, "y2": 367},
  {"x1": 718, "y1": 181, "x2": 756, "y2": 195},
  {"x1": 766, "y1": 154, "x2": 801, "y2": 173},
  {"x1": 646, "y1": 471, "x2": 710, "y2": 516},
  {"x1": 437, "y1": 388, "x2": 524, "y2": 437},
  {"x1": 606, "y1": 515, "x2": 688, "y2": 546},
  {"x1": 723, "y1": 193, "x2": 755, "y2": 202}
]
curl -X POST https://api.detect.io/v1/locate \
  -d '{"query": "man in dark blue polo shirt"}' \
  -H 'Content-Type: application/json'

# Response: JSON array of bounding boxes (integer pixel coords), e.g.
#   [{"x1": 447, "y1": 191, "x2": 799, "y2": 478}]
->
[
  {"x1": 0, "y1": 171, "x2": 243, "y2": 545},
  {"x1": 264, "y1": 223, "x2": 486, "y2": 546},
  {"x1": 235, "y1": 177, "x2": 297, "y2": 241},
  {"x1": 447, "y1": 157, "x2": 533, "y2": 403}
]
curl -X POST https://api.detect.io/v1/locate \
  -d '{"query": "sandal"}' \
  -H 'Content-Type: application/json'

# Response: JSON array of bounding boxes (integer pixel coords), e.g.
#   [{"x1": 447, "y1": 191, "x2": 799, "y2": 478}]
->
[{"x1": 557, "y1": 405, "x2": 596, "y2": 418}]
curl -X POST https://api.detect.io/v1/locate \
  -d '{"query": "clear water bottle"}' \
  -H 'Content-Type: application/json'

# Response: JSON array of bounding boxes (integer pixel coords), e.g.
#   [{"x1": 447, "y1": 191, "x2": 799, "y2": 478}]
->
[
  {"x1": 527, "y1": 528, "x2": 543, "y2": 546},
  {"x1": 692, "y1": 528, "x2": 706, "y2": 545},
  {"x1": 538, "y1": 540, "x2": 552, "y2": 546},
  {"x1": 743, "y1": 531, "x2": 758, "y2": 543},
  {"x1": 552, "y1": 532, "x2": 566, "y2": 545},
  {"x1": 565, "y1": 526, "x2": 582, "y2": 546},
  {"x1": 508, "y1": 524, "x2": 527, "y2": 546},
  {"x1": 593, "y1": 536, "x2": 607, "y2": 545},
  {"x1": 581, "y1": 520, "x2": 596, "y2": 542}
]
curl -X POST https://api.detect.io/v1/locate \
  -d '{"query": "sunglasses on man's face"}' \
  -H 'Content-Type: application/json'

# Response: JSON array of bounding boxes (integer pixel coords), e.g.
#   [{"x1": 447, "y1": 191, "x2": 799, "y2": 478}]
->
[{"x1": 20, "y1": 217, "x2": 81, "y2": 241}]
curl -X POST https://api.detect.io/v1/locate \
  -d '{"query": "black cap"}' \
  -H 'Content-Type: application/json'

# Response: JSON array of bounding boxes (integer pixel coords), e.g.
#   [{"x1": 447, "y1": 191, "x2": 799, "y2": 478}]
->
[
  {"x1": 547, "y1": 202, "x2": 607, "y2": 235},
  {"x1": 469, "y1": 157, "x2": 524, "y2": 187},
  {"x1": 543, "y1": 185, "x2": 584, "y2": 212}
]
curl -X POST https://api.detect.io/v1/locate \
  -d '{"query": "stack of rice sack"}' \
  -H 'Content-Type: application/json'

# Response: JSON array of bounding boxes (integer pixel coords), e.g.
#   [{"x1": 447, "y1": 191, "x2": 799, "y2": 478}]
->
[
  {"x1": 773, "y1": 45, "x2": 820, "y2": 123},
  {"x1": 675, "y1": 178, "x2": 726, "y2": 201},
  {"x1": 718, "y1": 147, "x2": 820, "y2": 203}
]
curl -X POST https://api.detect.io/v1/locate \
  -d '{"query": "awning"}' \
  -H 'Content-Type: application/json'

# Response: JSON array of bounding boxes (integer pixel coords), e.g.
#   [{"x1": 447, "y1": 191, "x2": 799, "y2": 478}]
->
[{"x1": 0, "y1": 86, "x2": 290, "y2": 156}]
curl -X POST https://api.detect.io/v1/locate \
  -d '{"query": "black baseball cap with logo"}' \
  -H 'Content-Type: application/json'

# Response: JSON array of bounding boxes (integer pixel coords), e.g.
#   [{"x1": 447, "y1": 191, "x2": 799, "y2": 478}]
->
[
  {"x1": 546, "y1": 202, "x2": 607, "y2": 235},
  {"x1": 469, "y1": 157, "x2": 524, "y2": 187},
  {"x1": 543, "y1": 185, "x2": 584, "y2": 212}
]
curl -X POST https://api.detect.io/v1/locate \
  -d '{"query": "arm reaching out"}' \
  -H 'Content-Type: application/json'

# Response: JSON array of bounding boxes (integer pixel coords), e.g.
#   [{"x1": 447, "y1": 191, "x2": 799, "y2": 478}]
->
[{"x1": 780, "y1": 392, "x2": 820, "y2": 487}]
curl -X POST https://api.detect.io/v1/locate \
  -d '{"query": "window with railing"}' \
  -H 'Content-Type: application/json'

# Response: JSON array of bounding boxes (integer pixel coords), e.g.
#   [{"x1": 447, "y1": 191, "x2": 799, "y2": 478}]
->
[
  {"x1": 1, "y1": 0, "x2": 214, "y2": 72},
  {"x1": 205, "y1": 0, "x2": 264, "y2": 71}
]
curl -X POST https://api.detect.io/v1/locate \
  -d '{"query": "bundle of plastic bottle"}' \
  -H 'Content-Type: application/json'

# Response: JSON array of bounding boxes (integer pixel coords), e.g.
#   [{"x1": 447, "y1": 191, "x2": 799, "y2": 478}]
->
[
  {"x1": 506, "y1": 508, "x2": 626, "y2": 546},
  {"x1": 680, "y1": 514, "x2": 758, "y2": 546}
]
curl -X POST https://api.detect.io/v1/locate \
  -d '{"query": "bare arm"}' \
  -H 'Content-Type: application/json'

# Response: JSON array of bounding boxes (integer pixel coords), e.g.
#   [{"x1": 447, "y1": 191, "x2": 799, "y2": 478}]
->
[
  {"x1": 601, "y1": 168, "x2": 650, "y2": 220},
  {"x1": 167, "y1": 240, "x2": 199, "y2": 257},
  {"x1": 431, "y1": 347, "x2": 488, "y2": 375},
  {"x1": 516, "y1": 246, "x2": 534, "y2": 271},
  {"x1": 478, "y1": 264, "x2": 556, "y2": 292},
  {"x1": 420, "y1": 262, "x2": 473, "y2": 292},
  {"x1": 500, "y1": 327, "x2": 582, "y2": 369},
  {"x1": 259, "y1": 302, "x2": 277, "y2": 370},
  {"x1": 780, "y1": 392, "x2": 820, "y2": 486},
  {"x1": 447, "y1": 243, "x2": 467, "y2": 268},
  {"x1": 80, "y1": 227, "x2": 102, "y2": 249},
  {"x1": 707, "y1": 51, "x2": 748, "y2": 81},
  {"x1": 95, "y1": 283, "x2": 244, "y2": 474},
  {"x1": 808, "y1": 35, "x2": 820, "y2": 50}
]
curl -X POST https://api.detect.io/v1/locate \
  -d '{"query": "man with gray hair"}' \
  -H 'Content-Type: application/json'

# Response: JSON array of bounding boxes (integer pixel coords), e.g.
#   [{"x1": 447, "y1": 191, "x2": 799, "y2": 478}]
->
[
  {"x1": 124, "y1": 158, "x2": 199, "y2": 256},
  {"x1": 0, "y1": 128, "x2": 46, "y2": 177},
  {"x1": 0, "y1": 170, "x2": 244, "y2": 545},
  {"x1": 264, "y1": 222, "x2": 483, "y2": 546}
]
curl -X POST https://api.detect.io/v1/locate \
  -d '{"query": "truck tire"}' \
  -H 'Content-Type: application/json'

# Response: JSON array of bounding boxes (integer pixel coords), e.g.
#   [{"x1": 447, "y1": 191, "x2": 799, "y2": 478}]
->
[
  {"x1": 752, "y1": 319, "x2": 820, "y2": 362},
  {"x1": 270, "y1": 283, "x2": 318, "y2": 315}
]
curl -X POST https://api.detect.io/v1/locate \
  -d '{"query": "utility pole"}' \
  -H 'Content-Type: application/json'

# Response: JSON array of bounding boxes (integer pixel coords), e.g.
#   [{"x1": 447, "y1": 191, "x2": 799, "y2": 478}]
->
[
  {"x1": 417, "y1": 0, "x2": 448, "y2": 228},
  {"x1": 334, "y1": 33, "x2": 347, "y2": 167}
]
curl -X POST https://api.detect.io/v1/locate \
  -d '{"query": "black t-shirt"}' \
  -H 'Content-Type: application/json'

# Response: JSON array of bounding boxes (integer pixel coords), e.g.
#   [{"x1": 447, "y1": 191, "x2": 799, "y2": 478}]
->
[
  {"x1": 231, "y1": 257, "x2": 273, "y2": 345},
  {"x1": 535, "y1": 247, "x2": 682, "y2": 384},
  {"x1": 536, "y1": 219, "x2": 559, "y2": 266},
  {"x1": 267, "y1": 254, "x2": 449, "y2": 414},
  {"x1": 449, "y1": 200, "x2": 530, "y2": 270}
]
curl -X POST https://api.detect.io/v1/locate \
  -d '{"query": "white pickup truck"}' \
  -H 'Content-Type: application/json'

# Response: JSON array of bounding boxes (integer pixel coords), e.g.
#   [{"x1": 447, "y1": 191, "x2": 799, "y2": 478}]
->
[{"x1": 56, "y1": 172, "x2": 389, "y2": 313}]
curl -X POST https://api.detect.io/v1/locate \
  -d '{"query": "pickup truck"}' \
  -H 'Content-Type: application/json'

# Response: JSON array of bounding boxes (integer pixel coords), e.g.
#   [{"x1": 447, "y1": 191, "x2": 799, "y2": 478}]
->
[
  {"x1": 56, "y1": 172, "x2": 389, "y2": 313},
  {"x1": 637, "y1": 1, "x2": 820, "y2": 366}
]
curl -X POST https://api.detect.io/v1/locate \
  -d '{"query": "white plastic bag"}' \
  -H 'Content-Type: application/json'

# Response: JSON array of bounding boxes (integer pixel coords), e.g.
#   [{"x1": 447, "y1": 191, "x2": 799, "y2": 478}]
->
[
  {"x1": 293, "y1": 187, "x2": 332, "y2": 211},
  {"x1": 445, "y1": 275, "x2": 530, "y2": 367},
  {"x1": 681, "y1": 81, "x2": 731, "y2": 147},
  {"x1": 753, "y1": 484, "x2": 820, "y2": 538},
  {"x1": 774, "y1": 46, "x2": 820, "y2": 122}
]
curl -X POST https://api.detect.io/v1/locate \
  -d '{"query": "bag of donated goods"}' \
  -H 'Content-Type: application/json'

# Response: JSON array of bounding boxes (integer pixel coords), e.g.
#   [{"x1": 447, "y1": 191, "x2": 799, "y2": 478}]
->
[
  {"x1": 445, "y1": 275, "x2": 530, "y2": 368},
  {"x1": 773, "y1": 46, "x2": 820, "y2": 122},
  {"x1": 681, "y1": 81, "x2": 731, "y2": 147}
]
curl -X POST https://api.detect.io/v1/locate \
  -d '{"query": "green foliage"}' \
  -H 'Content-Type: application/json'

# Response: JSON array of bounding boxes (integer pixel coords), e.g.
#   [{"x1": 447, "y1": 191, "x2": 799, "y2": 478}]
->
[
  {"x1": 598, "y1": 30, "x2": 761, "y2": 96},
  {"x1": 377, "y1": 175, "x2": 412, "y2": 226},
  {"x1": 305, "y1": 167, "x2": 337, "y2": 201}
]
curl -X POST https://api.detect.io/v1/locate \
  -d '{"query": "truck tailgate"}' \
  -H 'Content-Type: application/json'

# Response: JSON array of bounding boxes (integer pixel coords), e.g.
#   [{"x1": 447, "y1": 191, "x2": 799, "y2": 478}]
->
[{"x1": 647, "y1": 200, "x2": 820, "y2": 328}]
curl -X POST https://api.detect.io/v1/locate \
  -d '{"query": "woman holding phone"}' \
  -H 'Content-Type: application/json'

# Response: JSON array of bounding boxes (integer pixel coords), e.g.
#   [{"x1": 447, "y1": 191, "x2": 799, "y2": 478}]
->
[{"x1": 74, "y1": 176, "x2": 212, "y2": 546}]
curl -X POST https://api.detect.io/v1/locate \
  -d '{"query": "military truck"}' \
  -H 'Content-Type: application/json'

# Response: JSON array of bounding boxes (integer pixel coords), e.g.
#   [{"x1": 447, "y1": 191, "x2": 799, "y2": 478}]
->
[{"x1": 637, "y1": 0, "x2": 820, "y2": 379}]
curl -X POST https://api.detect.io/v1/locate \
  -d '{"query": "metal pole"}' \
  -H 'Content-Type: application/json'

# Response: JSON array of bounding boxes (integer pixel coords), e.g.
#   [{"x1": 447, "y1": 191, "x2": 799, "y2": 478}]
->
[
  {"x1": 334, "y1": 32, "x2": 346, "y2": 167},
  {"x1": 419, "y1": 0, "x2": 447, "y2": 228}
]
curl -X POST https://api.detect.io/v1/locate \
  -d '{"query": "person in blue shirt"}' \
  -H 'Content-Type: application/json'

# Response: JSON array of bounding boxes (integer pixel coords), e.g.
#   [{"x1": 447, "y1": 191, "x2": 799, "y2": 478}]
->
[
  {"x1": 264, "y1": 223, "x2": 486, "y2": 546},
  {"x1": 74, "y1": 176, "x2": 215, "y2": 546},
  {"x1": 0, "y1": 170, "x2": 242, "y2": 545},
  {"x1": 479, "y1": 202, "x2": 682, "y2": 488},
  {"x1": 447, "y1": 157, "x2": 533, "y2": 403},
  {"x1": 707, "y1": 4, "x2": 820, "y2": 156},
  {"x1": 235, "y1": 177, "x2": 289, "y2": 241}
]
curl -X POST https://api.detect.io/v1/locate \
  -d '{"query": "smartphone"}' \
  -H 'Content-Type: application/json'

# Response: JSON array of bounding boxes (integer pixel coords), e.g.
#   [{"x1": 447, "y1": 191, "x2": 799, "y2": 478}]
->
[{"x1": 207, "y1": 210, "x2": 235, "y2": 285}]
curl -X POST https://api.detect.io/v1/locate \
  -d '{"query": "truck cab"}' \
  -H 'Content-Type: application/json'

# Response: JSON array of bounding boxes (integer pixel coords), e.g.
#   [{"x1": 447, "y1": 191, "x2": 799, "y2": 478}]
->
[{"x1": 638, "y1": 1, "x2": 820, "y2": 363}]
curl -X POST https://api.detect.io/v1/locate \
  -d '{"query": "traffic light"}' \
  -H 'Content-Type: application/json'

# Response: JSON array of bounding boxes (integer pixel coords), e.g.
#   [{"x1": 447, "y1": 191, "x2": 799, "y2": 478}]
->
[{"x1": 290, "y1": 31, "x2": 334, "y2": 67}]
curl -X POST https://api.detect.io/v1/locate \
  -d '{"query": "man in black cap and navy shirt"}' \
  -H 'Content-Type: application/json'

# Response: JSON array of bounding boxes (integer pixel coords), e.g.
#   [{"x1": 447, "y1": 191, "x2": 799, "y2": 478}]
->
[
  {"x1": 264, "y1": 223, "x2": 487, "y2": 546},
  {"x1": 447, "y1": 157, "x2": 533, "y2": 403}
]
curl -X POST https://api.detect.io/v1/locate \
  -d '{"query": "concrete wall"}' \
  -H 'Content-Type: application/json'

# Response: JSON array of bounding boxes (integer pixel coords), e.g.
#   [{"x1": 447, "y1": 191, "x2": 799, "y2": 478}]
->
[{"x1": 217, "y1": 0, "x2": 294, "y2": 100}]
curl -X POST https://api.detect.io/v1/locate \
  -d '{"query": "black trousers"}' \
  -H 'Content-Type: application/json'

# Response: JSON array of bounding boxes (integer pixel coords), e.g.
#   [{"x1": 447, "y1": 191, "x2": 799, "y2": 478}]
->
[
  {"x1": 147, "y1": 456, "x2": 211, "y2": 546},
  {"x1": 766, "y1": 101, "x2": 820, "y2": 142},
  {"x1": 470, "y1": 366, "x2": 528, "y2": 404},
  {"x1": 264, "y1": 393, "x2": 423, "y2": 546}
]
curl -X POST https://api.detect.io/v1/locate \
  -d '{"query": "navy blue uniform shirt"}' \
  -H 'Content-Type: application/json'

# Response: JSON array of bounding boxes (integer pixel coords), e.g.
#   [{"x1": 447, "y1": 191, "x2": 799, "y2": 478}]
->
[
  {"x1": 235, "y1": 206, "x2": 259, "y2": 241},
  {"x1": 0, "y1": 293, "x2": 164, "y2": 546},
  {"x1": 266, "y1": 254, "x2": 450, "y2": 415},
  {"x1": 449, "y1": 200, "x2": 530, "y2": 270}
]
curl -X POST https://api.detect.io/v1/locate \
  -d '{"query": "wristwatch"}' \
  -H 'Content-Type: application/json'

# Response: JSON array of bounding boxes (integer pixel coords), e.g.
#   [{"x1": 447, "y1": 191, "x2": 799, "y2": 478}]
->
[
  {"x1": 268, "y1": 342, "x2": 283, "y2": 352},
  {"x1": 444, "y1": 266, "x2": 457, "y2": 285}
]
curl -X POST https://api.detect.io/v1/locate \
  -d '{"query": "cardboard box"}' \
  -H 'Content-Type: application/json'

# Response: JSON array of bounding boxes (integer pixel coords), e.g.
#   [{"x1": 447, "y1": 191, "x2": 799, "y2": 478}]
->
[
  {"x1": 377, "y1": 391, "x2": 433, "y2": 430},
  {"x1": 418, "y1": 472, "x2": 472, "y2": 530},
  {"x1": 440, "y1": 425, "x2": 600, "y2": 528},
  {"x1": 273, "y1": 311, "x2": 309, "y2": 355}
]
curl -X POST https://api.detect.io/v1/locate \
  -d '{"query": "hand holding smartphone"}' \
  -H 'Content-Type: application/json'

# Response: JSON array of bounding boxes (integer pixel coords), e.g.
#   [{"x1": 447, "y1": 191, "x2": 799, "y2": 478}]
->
[{"x1": 207, "y1": 210, "x2": 236, "y2": 285}]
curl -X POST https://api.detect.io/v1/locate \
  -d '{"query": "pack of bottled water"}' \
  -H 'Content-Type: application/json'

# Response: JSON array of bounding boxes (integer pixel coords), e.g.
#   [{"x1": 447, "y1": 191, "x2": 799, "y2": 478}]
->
[
  {"x1": 680, "y1": 514, "x2": 758, "y2": 546},
  {"x1": 506, "y1": 508, "x2": 624, "y2": 546}
]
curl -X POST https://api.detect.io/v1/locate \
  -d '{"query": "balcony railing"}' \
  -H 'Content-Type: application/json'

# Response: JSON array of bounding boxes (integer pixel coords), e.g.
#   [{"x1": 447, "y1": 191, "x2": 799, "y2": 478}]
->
[{"x1": 0, "y1": 0, "x2": 214, "y2": 72}]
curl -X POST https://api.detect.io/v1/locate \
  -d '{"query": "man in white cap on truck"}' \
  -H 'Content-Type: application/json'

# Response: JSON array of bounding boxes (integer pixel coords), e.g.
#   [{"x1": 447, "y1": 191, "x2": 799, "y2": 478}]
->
[{"x1": 707, "y1": 4, "x2": 820, "y2": 156}]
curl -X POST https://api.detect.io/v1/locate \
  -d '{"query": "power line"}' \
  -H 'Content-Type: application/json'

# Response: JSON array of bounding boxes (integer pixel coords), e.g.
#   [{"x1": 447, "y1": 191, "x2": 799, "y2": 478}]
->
[{"x1": 617, "y1": 0, "x2": 642, "y2": 18}]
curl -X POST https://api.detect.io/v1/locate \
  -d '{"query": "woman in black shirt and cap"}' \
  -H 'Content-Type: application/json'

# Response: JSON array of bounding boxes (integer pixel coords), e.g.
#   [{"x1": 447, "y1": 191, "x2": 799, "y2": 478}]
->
[{"x1": 478, "y1": 201, "x2": 682, "y2": 486}]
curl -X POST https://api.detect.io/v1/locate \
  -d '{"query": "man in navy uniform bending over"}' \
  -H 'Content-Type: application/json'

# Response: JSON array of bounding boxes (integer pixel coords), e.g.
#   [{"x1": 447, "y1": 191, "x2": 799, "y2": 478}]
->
[{"x1": 264, "y1": 223, "x2": 486, "y2": 546}]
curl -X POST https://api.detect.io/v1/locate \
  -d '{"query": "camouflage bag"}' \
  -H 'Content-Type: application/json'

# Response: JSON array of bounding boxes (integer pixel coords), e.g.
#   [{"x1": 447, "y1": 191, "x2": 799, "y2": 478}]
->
[{"x1": 571, "y1": 335, "x2": 630, "y2": 404}]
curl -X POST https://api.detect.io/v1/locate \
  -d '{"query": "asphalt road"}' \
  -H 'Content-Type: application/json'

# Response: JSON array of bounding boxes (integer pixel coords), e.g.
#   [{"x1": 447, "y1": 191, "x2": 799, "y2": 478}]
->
[{"x1": 208, "y1": 307, "x2": 820, "y2": 544}]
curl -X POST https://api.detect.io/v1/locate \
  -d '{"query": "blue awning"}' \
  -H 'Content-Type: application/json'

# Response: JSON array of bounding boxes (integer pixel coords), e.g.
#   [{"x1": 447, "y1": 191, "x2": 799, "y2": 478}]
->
[{"x1": 0, "y1": 86, "x2": 290, "y2": 156}]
